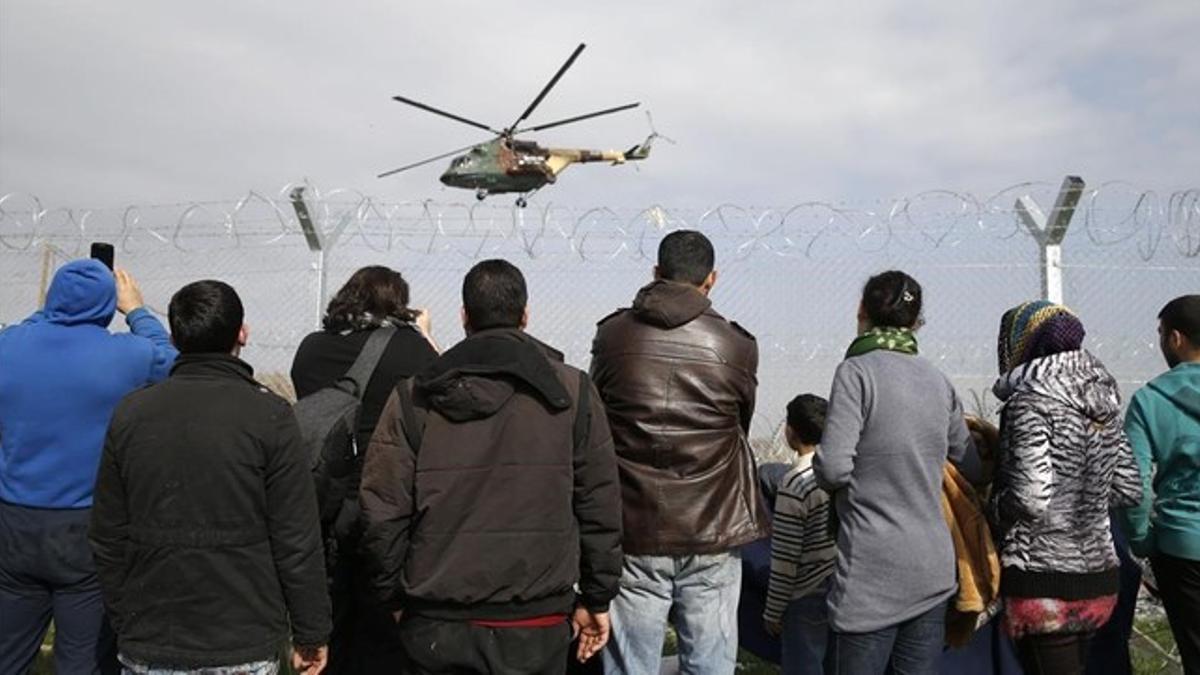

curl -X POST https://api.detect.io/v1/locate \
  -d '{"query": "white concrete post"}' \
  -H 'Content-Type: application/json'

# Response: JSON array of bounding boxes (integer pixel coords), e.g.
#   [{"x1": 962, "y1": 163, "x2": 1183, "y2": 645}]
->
[{"x1": 1014, "y1": 176, "x2": 1086, "y2": 304}]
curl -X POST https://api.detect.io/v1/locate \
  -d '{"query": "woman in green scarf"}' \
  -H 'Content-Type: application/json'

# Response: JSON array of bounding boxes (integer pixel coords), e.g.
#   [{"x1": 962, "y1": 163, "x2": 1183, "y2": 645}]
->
[{"x1": 814, "y1": 270, "x2": 981, "y2": 675}]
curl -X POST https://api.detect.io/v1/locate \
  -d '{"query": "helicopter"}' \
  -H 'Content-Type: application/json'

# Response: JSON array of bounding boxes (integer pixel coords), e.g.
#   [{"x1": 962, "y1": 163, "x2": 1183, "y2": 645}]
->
[{"x1": 378, "y1": 43, "x2": 657, "y2": 207}]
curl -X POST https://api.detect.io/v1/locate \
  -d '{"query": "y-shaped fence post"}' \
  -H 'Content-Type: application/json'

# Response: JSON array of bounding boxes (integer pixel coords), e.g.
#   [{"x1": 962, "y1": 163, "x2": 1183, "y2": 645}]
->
[
  {"x1": 290, "y1": 186, "x2": 327, "y2": 329},
  {"x1": 291, "y1": 186, "x2": 359, "y2": 328},
  {"x1": 1014, "y1": 176, "x2": 1086, "y2": 304}
]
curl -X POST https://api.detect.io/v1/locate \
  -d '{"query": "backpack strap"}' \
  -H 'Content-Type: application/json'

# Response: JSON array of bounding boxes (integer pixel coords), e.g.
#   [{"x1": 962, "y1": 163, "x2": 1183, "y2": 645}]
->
[
  {"x1": 340, "y1": 326, "x2": 397, "y2": 399},
  {"x1": 573, "y1": 370, "x2": 592, "y2": 453},
  {"x1": 397, "y1": 378, "x2": 427, "y2": 454}
]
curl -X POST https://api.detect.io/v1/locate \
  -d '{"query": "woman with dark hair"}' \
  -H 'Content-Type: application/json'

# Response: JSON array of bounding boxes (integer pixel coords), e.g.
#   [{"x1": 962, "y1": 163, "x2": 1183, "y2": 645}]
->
[
  {"x1": 814, "y1": 270, "x2": 980, "y2": 674},
  {"x1": 987, "y1": 301, "x2": 1141, "y2": 675},
  {"x1": 290, "y1": 265, "x2": 438, "y2": 674},
  {"x1": 294, "y1": 266, "x2": 439, "y2": 433}
]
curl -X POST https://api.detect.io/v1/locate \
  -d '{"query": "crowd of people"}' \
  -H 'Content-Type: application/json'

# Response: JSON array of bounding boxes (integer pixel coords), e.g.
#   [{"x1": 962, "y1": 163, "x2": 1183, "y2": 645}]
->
[{"x1": 0, "y1": 229, "x2": 1196, "y2": 675}]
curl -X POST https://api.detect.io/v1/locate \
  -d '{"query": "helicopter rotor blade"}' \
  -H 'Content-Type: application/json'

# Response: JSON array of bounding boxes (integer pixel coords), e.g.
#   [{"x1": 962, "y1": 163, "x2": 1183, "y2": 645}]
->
[
  {"x1": 506, "y1": 42, "x2": 586, "y2": 134},
  {"x1": 515, "y1": 102, "x2": 641, "y2": 134},
  {"x1": 391, "y1": 95, "x2": 503, "y2": 135},
  {"x1": 377, "y1": 141, "x2": 489, "y2": 179}
]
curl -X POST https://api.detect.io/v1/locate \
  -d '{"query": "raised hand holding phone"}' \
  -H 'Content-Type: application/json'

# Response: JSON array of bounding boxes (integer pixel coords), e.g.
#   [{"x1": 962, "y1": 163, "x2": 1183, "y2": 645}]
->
[
  {"x1": 114, "y1": 269, "x2": 145, "y2": 315},
  {"x1": 90, "y1": 242, "x2": 115, "y2": 270}
]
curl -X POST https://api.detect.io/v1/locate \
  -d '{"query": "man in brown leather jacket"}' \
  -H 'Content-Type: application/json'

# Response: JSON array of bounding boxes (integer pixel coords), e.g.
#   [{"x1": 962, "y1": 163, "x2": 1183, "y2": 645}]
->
[{"x1": 590, "y1": 231, "x2": 770, "y2": 674}]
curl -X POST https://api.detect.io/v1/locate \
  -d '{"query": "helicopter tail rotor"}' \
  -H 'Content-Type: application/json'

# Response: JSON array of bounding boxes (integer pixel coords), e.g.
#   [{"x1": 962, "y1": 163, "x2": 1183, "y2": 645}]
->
[
  {"x1": 644, "y1": 111, "x2": 676, "y2": 145},
  {"x1": 622, "y1": 112, "x2": 673, "y2": 162}
]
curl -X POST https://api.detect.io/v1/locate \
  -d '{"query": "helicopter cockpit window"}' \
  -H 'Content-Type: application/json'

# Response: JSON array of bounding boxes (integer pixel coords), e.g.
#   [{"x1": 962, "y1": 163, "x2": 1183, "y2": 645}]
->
[{"x1": 452, "y1": 156, "x2": 474, "y2": 169}]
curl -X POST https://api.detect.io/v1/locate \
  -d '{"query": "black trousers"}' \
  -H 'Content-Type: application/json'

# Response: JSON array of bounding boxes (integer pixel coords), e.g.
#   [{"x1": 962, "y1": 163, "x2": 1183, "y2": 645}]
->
[
  {"x1": 1015, "y1": 632, "x2": 1095, "y2": 675},
  {"x1": 1152, "y1": 553, "x2": 1200, "y2": 674},
  {"x1": 399, "y1": 615, "x2": 572, "y2": 675},
  {"x1": 324, "y1": 548, "x2": 406, "y2": 674},
  {"x1": 0, "y1": 501, "x2": 118, "y2": 675}
]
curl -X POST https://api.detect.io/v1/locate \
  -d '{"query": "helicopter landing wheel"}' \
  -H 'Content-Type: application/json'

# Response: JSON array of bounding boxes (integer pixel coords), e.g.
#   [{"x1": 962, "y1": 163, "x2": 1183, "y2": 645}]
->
[
  {"x1": 515, "y1": 196, "x2": 528, "y2": 208},
  {"x1": 475, "y1": 189, "x2": 488, "y2": 201}
]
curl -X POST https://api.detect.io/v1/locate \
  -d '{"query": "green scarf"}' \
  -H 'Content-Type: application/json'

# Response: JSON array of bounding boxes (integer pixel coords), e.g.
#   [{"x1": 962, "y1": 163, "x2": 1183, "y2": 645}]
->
[{"x1": 845, "y1": 327, "x2": 919, "y2": 358}]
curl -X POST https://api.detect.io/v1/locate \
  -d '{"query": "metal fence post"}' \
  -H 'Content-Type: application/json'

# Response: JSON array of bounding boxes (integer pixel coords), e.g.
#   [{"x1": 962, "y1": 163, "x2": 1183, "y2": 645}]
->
[
  {"x1": 289, "y1": 187, "x2": 326, "y2": 329},
  {"x1": 1014, "y1": 176, "x2": 1086, "y2": 304},
  {"x1": 290, "y1": 186, "x2": 359, "y2": 329}
]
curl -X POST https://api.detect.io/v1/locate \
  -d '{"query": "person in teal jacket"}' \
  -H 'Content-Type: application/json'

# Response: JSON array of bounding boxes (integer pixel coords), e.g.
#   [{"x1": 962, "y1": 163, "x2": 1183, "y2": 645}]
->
[{"x1": 1118, "y1": 294, "x2": 1200, "y2": 674}]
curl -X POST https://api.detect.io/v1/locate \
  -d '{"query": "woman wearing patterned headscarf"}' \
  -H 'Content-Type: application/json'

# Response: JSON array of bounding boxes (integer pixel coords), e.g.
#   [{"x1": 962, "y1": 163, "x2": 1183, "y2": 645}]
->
[{"x1": 988, "y1": 301, "x2": 1142, "y2": 675}]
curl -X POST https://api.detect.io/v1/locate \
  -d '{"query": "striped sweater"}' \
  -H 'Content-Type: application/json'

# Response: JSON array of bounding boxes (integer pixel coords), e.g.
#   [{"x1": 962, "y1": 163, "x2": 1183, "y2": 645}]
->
[{"x1": 764, "y1": 454, "x2": 837, "y2": 623}]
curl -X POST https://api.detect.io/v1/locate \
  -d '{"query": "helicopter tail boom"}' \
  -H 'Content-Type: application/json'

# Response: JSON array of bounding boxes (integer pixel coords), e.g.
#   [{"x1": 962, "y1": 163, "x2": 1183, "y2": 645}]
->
[{"x1": 543, "y1": 136, "x2": 654, "y2": 176}]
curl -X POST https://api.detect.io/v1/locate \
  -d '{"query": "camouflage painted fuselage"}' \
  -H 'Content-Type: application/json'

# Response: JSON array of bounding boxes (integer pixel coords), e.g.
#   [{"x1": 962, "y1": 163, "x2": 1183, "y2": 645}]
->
[
  {"x1": 439, "y1": 136, "x2": 651, "y2": 195},
  {"x1": 439, "y1": 139, "x2": 551, "y2": 194}
]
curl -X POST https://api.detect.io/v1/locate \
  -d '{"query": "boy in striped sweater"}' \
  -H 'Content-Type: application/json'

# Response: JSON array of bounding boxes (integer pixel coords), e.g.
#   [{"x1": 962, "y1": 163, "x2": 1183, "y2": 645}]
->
[{"x1": 764, "y1": 394, "x2": 838, "y2": 674}]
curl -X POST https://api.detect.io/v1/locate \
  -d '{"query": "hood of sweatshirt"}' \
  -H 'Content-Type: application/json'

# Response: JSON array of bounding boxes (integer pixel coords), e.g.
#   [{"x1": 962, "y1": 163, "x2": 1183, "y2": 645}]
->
[
  {"x1": 414, "y1": 328, "x2": 570, "y2": 423},
  {"x1": 993, "y1": 349, "x2": 1122, "y2": 425},
  {"x1": 1147, "y1": 362, "x2": 1200, "y2": 422},
  {"x1": 631, "y1": 280, "x2": 712, "y2": 329},
  {"x1": 41, "y1": 259, "x2": 117, "y2": 327}
]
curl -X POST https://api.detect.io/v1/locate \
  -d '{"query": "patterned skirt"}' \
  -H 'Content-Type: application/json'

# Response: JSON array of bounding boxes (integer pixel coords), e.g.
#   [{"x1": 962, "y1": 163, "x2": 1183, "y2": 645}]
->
[{"x1": 1002, "y1": 594, "x2": 1118, "y2": 639}]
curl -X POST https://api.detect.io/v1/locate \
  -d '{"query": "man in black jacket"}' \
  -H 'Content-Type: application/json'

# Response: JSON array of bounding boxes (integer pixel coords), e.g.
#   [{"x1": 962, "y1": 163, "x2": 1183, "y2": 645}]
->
[
  {"x1": 360, "y1": 259, "x2": 622, "y2": 675},
  {"x1": 90, "y1": 280, "x2": 331, "y2": 674}
]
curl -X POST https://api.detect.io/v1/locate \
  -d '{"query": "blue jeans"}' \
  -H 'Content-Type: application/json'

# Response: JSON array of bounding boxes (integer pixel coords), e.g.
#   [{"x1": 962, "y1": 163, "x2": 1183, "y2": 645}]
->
[
  {"x1": 782, "y1": 585, "x2": 830, "y2": 674},
  {"x1": 604, "y1": 551, "x2": 741, "y2": 675},
  {"x1": 824, "y1": 600, "x2": 946, "y2": 675}
]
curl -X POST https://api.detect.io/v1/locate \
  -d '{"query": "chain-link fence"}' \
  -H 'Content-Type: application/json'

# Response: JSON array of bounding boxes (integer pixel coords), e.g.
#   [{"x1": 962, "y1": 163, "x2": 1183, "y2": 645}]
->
[
  {"x1": 2, "y1": 181, "x2": 1198, "y2": 451},
  {"x1": 2, "y1": 180, "x2": 1196, "y2": 671}
]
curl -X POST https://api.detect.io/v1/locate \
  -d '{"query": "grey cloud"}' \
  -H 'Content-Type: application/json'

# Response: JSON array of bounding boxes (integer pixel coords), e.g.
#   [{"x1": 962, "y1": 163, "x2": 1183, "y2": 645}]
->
[{"x1": 1, "y1": 0, "x2": 1197, "y2": 208}]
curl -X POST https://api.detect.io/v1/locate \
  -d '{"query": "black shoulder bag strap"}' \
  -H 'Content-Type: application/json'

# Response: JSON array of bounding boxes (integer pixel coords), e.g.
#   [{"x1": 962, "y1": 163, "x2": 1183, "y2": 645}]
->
[
  {"x1": 340, "y1": 326, "x2": 397, "y2": 399},
  {"x1": 398, "y1": 378, "x2": 427, "y2": 454},
  {"x1": 397, "y1": 370, "x2": 591, "y2": 456}
]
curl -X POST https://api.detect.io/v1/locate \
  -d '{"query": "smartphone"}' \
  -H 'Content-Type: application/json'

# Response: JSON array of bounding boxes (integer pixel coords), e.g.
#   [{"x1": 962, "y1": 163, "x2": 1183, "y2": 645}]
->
[{"x1": 90, "y1": 242, "x2": 115, "y2": 270}]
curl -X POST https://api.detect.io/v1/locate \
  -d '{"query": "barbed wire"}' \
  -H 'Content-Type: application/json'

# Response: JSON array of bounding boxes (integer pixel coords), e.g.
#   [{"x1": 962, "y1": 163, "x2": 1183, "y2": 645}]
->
[
  {"x1": 2, "y1": 182, "x2": 1197, "y2": 261},
  {"x1": 3, "y1": 182, "x2": 1195, "y2": 458}
]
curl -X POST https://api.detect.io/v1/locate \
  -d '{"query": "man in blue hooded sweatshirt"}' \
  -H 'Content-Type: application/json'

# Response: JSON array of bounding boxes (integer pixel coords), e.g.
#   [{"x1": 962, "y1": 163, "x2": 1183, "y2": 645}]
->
[
  {"x1": 1118, "y1": 294, "x2": 1200, "y2": 674},
  {"x1": 0, "y1": 259, "x2": 176, "y2": 674}
]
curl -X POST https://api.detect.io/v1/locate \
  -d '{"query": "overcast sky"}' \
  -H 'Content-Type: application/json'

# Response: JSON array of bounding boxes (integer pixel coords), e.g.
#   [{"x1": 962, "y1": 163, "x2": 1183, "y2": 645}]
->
[{"x1": 1, "y1": 0, "x2": 1197, "y2": 208}]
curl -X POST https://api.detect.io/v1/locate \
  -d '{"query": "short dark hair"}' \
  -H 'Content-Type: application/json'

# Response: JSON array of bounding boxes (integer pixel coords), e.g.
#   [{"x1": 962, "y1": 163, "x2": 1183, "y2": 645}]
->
[
  {"x1": 169, "y1": 280, "x2": 244, "y2": 354},
  {"x1": 862, "y1": 270, "x2": 923, "y2": 329},
  {"x1": 1160, "y1": 295, "x2": 1200, "y2": 346},
  {"x1": 323, "y1": 266, "x2": 414, "y2": 331},
  {"x1": 463, "y1": 259, "x2": 527, "y2": 331},
  {"x1": 786, "y1": 394, "x2": 828, "y2": 446},
  {"x1": 657, "y1": 230, "x2": 715, "y2": 285}
]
